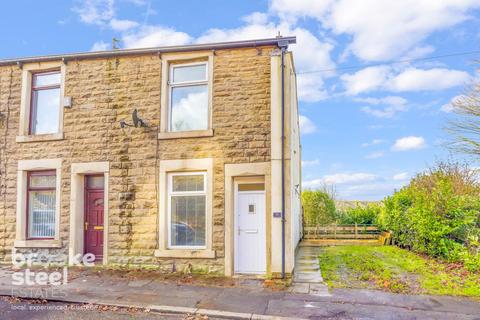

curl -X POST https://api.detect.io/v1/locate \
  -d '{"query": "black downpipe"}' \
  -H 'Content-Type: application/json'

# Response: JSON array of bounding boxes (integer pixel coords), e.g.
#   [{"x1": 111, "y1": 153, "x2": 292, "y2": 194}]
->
[{"x1": 280, "y1": 46, "x2": 286, "y2": 279}]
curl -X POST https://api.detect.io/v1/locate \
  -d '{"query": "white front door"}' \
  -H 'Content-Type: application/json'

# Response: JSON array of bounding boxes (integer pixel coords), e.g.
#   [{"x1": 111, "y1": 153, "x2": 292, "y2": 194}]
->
[{"x1": 234, "y1": 190, "x2": 266, "y2": 274}]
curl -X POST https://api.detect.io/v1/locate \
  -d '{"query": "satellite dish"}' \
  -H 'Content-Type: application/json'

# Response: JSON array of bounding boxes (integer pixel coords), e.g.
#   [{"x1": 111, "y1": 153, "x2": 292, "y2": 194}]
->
[
  {"x1": 132, "y1": 109, "x2": 146, "y2": 127},
  {"x1": 132, "y1": 109, "x2": 140, "y2": 127},
  {"x1": 120, "y1": 109, "x2": 147, "y2": 128}
]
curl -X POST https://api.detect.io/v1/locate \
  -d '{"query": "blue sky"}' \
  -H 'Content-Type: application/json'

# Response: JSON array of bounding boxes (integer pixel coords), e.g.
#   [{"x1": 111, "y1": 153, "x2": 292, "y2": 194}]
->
[{"x1": 2, "y1": 0, "x2": 480, "y2": 200}]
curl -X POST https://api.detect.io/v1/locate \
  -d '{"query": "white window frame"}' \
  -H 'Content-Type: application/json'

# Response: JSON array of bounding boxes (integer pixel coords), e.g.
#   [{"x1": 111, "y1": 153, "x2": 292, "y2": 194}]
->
[
  {"x1": 158, "y1": 51, "x2": 214, "y2": 140},
  {"x1": 167, "y1": 171, "x2": 207, "y2": 250},
  {"x1": 168, "y1": 62, "x2": 209, "y2": 132},
  {"x1": 155, "y1": 158, "x2": 214, "y2": 259}
]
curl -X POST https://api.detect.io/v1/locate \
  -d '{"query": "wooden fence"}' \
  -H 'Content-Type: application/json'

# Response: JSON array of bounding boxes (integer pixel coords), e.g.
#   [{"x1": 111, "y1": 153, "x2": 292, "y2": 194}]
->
[{"x1": 303, "y1": 224, "x2": 380, "y2": 240}]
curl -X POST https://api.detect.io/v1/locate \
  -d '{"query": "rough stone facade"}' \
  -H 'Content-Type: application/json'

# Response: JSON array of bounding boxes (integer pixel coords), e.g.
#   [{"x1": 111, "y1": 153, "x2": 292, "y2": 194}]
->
[{"x1": 0, "y1": 46, "x2": 273, "y2": 273}]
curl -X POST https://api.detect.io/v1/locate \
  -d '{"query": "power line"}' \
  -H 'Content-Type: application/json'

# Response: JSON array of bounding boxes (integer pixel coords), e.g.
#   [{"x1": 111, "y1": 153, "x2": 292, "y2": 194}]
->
[{"x1": 296, "y1": 49, "x2": 480, "y2": 75}]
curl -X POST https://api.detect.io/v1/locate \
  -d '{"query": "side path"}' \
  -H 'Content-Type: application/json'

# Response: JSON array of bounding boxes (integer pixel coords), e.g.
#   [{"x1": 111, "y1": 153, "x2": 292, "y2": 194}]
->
[{"x1": 0, "y1": 268, "x2": 478, "y2": 319}]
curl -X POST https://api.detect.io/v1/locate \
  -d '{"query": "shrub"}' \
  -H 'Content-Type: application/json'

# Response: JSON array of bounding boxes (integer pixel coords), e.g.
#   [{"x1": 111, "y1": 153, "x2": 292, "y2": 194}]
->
[
  {"x1": 302, "y1": 189, "x2": 336, "y2": 225},
  {"x1": 381, "y1": 162, "x2": 480, "y2": 271},
  {"x1": 336, "y1": 203, "x2": 382, "y2": 225}
]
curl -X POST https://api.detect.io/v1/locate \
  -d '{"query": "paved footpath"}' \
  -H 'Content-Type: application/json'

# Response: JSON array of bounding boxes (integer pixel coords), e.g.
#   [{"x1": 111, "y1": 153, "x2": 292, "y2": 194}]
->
[{"x1": 0, "y1": 268, "x2": 478, "y2": 320}]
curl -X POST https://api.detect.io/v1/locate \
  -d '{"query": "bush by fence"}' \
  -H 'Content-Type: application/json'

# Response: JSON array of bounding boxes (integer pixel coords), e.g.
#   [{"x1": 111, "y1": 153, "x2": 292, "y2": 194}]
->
[
  {"x1": 380, "y1": 162, "x2": 480, "y2": 272},
  {"x1": 302, "y1": 189, "x2": 337, "y2": 225},
  {"x1": 336, "y1": 203, "x2": 382, "y2": 225}
]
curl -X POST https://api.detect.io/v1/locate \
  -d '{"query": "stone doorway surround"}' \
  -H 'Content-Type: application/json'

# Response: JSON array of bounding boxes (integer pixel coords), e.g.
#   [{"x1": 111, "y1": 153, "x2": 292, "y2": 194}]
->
[
  {"x1": 224, "y1": 162, "x2": 271, "y2": 277},
  {"x1": 68, "y1": 161, "x2": 109, "y2": 266}
]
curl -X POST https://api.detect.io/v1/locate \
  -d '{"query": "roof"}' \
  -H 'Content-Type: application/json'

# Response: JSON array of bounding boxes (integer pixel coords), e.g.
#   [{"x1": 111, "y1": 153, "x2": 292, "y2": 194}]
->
[{"x1": 0, "y1": 36, "x2": 296, "y2": 66}]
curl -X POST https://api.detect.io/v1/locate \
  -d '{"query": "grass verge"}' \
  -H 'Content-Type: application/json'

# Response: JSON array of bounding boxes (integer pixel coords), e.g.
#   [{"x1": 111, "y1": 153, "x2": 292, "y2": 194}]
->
[{"x1": 319, "y1": 245, "x2": 480, "y2": 298}]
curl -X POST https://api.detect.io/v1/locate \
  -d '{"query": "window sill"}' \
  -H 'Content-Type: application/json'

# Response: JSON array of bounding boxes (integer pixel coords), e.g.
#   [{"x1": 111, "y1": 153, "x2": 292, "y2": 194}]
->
[
  {"x1": 14, "y1": 239, "x2": 62, "y2": 248},
  {"x1": 158, "y1": 129, "x2": 214, "y2": 140},
  {"x1": 16, "y1": 133, "x2": 64, "y2": 143},
  {"x1": 154, "y1": 249, "x2": 216, "y2": 259}
]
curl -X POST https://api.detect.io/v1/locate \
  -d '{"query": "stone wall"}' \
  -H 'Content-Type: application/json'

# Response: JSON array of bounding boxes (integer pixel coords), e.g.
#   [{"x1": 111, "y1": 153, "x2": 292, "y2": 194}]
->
[{"x1": 0, "y1": 46, "x2": 273, "y2": 272}]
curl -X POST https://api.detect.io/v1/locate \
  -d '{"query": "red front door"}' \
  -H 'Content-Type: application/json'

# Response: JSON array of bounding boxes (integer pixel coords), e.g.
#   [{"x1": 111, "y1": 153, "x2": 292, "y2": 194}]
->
[{"x1": 84, "y1": 175, "x2": 104, "y2": 262}]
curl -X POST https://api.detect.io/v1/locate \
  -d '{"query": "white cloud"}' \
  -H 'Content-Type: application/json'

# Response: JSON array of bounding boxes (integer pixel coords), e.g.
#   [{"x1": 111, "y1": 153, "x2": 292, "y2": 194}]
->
[
  {"x1": 196, "y1": 21, "x2": 335, "y2": 102},
  {"x1": 361, "y1": 139, "x2": 384, "y2": 147},
  {"x1": 441, "y1": 94, "x2": 466, "y2": 113},
  {"x1": 365, "y1": 151, "x2": 384, "y2": 159},
  {"x1": 302, "y1": 159, "x2": 320, "y2": 167},
  {"x1": 341, "y1": 66, "x2": 390, "y2": 95},
  {"x1": 323, "y1": 173, "x2": 378, "y2": 185},
  {"x1": 299, "y1": 115, "x2": 317, "y2": 134},
  {"x1": 241, "y1": 12, "x2": 269, "y2": 25},
  {"x1": 122, "y1": 25, "x2": 192, "y2": 48},
  {"x1": 393, "y1": 172, "x2": 410, "y2": 181},
  {"x1": 391, "y1": 136, "x2": 426, "y2": 151},
  {"x1": 341, "y1": 182, "x2": 401, "y2": 200},
  {"x1": 73, "y1": 0, "x2": 115, "y2": 25},
  {"x1": 303, "y1": 172, "x2": 378, "y2": 189},
  {"x1": 271, "y1": 0, "x2": 480, "y2": 61},
  {"x1": 270, "y1": 0, "x2": 333, "y2": 23},
  {"x1": 90, "y1": 41, "x2": 110, "y2": 51},
  {"x1": 358, "y1": 95, "x2": 409, "y2": 118},
  {"x1": 356, "y1": 96, "x2": 407, "y2": 106},
  {"x1": 343, "y1": 66, "x2": 469, "y2": 95},
  {"x1": 387, "y1": 68, "x2": 470, "y2": 92},
  {"x1": 109, "y1": 18, "x2": 139, "y2": 31}
]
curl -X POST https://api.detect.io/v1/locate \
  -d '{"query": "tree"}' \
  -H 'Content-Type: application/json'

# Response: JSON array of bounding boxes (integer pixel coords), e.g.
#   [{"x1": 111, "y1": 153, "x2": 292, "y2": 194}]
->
[
  {"x1": 301, "y1": 189, "x2": 336, "y2": 225},
  {"x1": 446, "y1": 82, "x2": 480, "y2": 156}
]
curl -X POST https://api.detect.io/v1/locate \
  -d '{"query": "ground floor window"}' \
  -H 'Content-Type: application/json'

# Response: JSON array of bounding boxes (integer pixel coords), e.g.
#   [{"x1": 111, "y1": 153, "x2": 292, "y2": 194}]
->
[
  {"x1": 27, "y1": 170, "x2": 56, "y2": 239},
  {"x1": 168, "y1": 172, "x2": 206, "y2": 248}
]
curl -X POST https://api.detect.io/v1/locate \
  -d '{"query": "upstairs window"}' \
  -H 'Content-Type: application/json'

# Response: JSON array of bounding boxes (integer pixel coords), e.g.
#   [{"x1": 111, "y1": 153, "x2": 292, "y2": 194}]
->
[
  {"x1": 168, "y1": 63, "x2": 208, "y2": 132},
  {"x1": 27, "y1": 170, "x2": 56, "y2": 239},
  {"x1": 30, "y1": 71, "x2": 61, "y2": 135}
]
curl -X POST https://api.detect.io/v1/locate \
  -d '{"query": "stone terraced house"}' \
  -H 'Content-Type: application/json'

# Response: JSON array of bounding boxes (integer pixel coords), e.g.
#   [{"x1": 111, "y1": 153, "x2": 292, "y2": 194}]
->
[{"x1": 0, "y1": 36, "x2": 302, "y2": 278}]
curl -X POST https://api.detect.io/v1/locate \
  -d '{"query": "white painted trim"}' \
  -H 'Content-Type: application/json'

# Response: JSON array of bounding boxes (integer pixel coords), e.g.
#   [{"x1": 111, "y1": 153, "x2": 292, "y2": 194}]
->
[
  {"x1": 169, "y1": 61, "x2": 208, "y2": 85},
  {"x1": 270, "y1": 54, "x2": 284, "y2": 275},
  {"x1": 68, "y1": 161, "x2": 109, "y2": 266},
  {"x1": 155, "y1": 158, "x2": 214, "y2": 259},
  {"x1": 15, "y1": 159, "x2": 62, "y2": 249}
]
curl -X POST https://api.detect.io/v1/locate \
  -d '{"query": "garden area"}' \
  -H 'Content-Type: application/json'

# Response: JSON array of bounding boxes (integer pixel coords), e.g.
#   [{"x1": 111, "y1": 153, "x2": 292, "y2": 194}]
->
[
  {"x1": 319, "y1": 245, "x2": 479, "y2": 297},
  {"x1": 302, "y1": 161, "x2": 480, "y2": 297}
]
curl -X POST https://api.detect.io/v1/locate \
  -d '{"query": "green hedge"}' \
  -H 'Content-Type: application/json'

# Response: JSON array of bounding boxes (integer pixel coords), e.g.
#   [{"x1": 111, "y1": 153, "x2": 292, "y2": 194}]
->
[
  {"x1": 379, "y1": 163, "x2": 480, "y2": 271},
  {"x1": 336, "y1": 203, "x2": 382, "y2": 225},
  {"x1": 302, "y1": 189, "x2": 336, "y2": 225}
]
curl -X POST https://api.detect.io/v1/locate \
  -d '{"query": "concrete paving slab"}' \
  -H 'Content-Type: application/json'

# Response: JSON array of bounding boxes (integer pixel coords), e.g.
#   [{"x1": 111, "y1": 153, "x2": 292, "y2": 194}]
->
[
  {"x1": 127, "y1": 279, "x2": 153, "y2": 287},
  {"x1": 288, "y1": 283, "x2": 309, "y2": 294}
]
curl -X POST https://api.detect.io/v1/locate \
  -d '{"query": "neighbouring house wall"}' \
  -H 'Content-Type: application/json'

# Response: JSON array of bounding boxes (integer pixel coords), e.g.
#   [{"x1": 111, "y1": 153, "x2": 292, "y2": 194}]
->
[
  {"x1": 286, "y1": 53, "x2": 302, "y2": 252},
  {"x1": 270, "y1": 50, "x2": 302, "y2": 277},
  {"x1": 283, "y1": 52, "x2": 302, "y2": 274},
  {"x1": 0, "y1": 46, "x2": 274, "y2": 273}
]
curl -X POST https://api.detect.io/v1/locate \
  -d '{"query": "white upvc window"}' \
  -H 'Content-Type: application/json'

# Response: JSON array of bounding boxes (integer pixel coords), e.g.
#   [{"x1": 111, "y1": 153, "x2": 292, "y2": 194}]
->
[
  {"x1": 30, "y1": 71, "x2": 61, "y2": 135},
  {"x1": 168, "y1": 62, "x2": 209, "y2": 132},
  {"x1": 167, "y1": 172, "x2": 207, "y2": 249}
]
